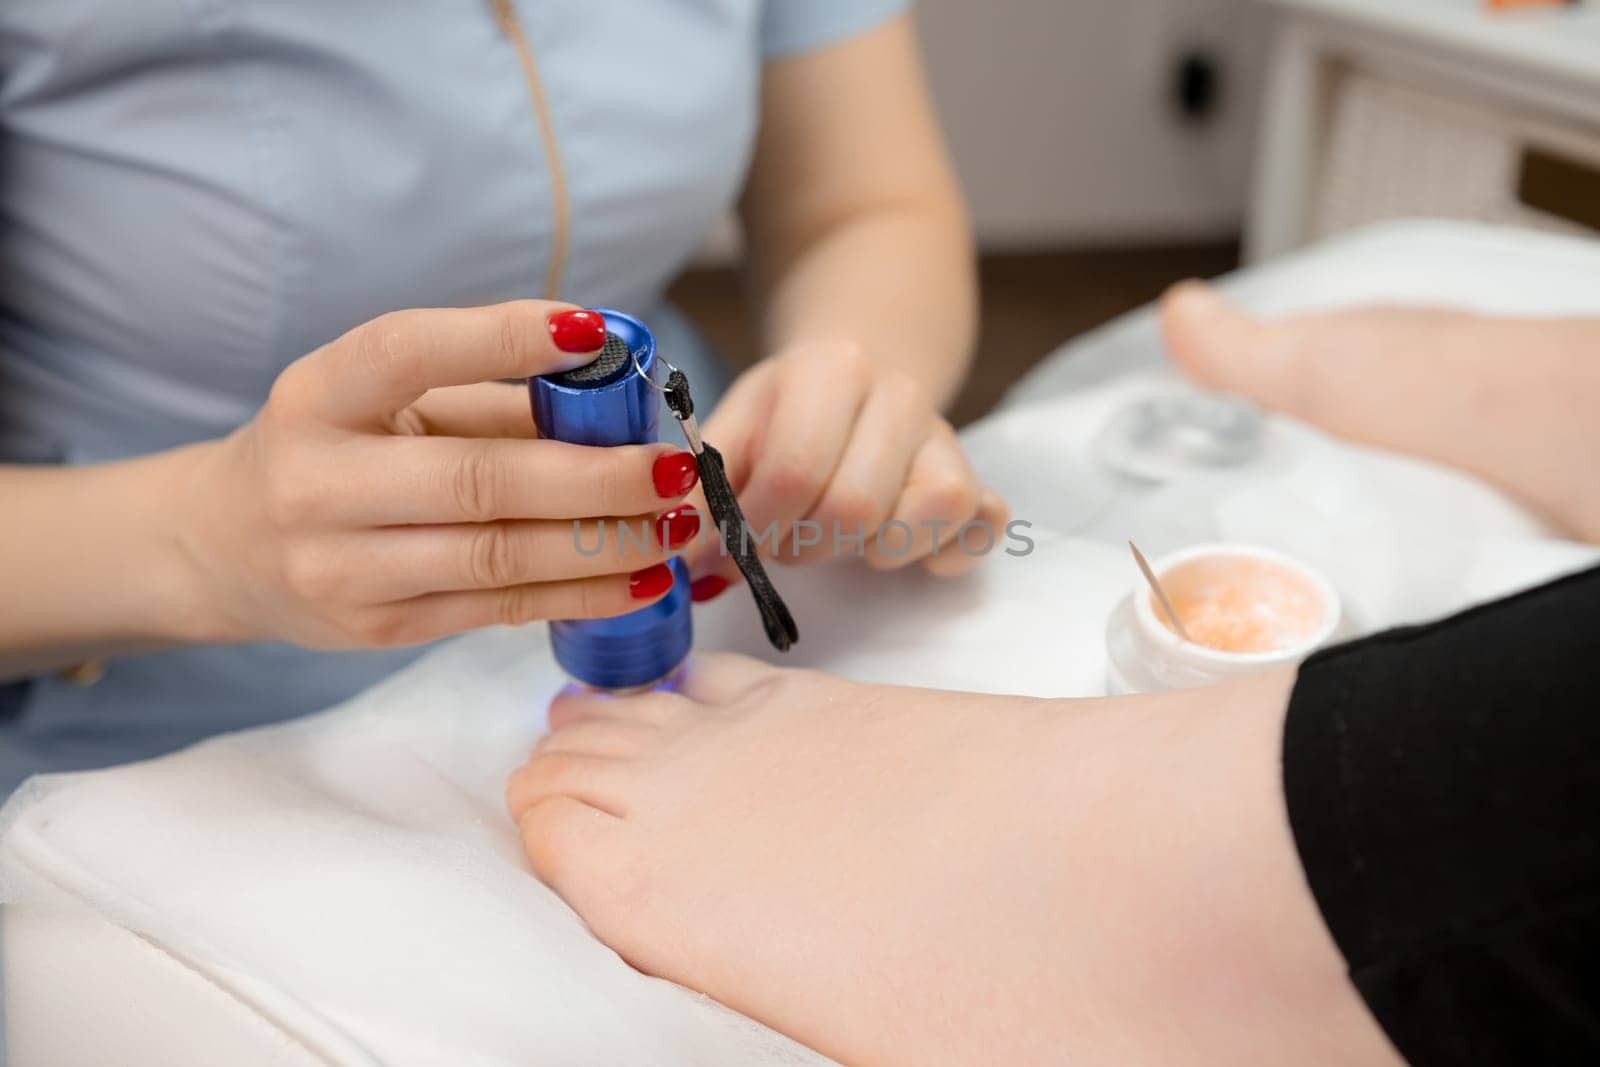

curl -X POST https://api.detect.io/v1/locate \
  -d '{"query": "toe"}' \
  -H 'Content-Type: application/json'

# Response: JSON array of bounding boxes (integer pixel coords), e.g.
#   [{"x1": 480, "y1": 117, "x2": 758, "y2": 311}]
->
[
  {"x1": 535, "y1": 719, "x2": 656, "y2": 759},
  {"x1": 677, "y1": 653, "x2": 780, "y2": 706},
  {"x1": 1160, "y1": 281, "x2": 1290, "y2": 407},
  {"x1": 507, "y1": 751, "x2": 640, "y2": 820},
  {"x1": 518, "y1": 795, "x2": 635, "y2": 936},
  {"x1": 547, "y1": 685, "x2": 602, "y2": 731},
  {"x1": 549, "y1": 687, "x2": 689, "y2": 731}
]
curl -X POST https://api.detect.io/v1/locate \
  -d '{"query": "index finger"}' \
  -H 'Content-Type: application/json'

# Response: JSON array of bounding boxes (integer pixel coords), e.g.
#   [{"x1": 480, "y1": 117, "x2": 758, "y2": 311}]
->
[{"x1": 289, "y1": 302, "x2": 604, "y2": 427}]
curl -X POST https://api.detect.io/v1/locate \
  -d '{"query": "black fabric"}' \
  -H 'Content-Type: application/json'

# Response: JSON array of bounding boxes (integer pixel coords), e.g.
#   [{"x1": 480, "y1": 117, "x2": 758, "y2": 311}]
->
[
  {"x1": 551, "y1": 332, "x2": 631, "y2": 386},
  {"x1": 1285, "y1": 564, "x2": 1600, "y2": 1065},
  {"x1": 664, "y1": 367, "x2": 798, "y2": 652},
  {"x1": 0, "y1": 680, "x2": 28, "y2": 724}
]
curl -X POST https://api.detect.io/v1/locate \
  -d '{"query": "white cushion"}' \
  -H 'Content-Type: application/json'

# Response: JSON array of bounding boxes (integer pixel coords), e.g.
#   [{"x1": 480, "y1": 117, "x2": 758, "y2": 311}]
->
[{"x1": 5, "y1": 220, "x2": 1598, "y2": 1065}]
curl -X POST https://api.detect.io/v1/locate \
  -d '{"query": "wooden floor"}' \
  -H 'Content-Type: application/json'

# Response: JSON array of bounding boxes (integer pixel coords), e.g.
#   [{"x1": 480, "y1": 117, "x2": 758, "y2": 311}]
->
[{"x1": 667, "y1": 242, "x2": 1240, "y2": 427}]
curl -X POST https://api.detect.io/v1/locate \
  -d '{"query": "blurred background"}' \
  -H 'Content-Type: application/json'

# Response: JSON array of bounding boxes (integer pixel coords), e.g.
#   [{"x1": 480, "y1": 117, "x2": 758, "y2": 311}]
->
[
  {"x1": 672, "y1": 0, "x2": 1600, "y2": 425},
  {"x1": 675, "y1": 0, "x2": 1267, "y2": 426}
]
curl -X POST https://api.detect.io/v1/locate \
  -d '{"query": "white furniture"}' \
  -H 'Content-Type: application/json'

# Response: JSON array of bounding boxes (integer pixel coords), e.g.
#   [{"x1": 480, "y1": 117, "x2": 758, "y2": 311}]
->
[
  {"x1": 915, "y1": 0, "x2": 1268, "y2": 247},
  {"x1": 700, "y1": 0, "x2": 1271, "y2": 262},
  {"x1": 5, "y1": 221, "x2": 1599, "y2": 1066},
  {"x1": 1249, "y1": 0, "x2": 1600, "y2": 260}
]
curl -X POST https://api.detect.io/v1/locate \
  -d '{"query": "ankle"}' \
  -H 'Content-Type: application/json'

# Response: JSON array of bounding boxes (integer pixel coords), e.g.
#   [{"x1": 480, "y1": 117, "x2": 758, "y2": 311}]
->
[{"x1": 1060, "y1": 674, "x2": 1394, "y2": 1063}]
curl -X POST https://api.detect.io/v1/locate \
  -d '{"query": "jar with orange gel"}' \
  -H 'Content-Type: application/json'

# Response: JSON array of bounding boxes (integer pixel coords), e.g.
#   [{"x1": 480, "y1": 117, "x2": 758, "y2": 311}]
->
[{"x1": 1105, "y1": 543, "x2": 1345, "y2": 694}]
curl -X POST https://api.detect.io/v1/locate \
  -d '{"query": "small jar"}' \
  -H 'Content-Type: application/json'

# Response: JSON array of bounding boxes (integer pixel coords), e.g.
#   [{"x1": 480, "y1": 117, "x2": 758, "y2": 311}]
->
[{"x1": 1106, "y1": 543, "x2": 1344, "y2": 695}]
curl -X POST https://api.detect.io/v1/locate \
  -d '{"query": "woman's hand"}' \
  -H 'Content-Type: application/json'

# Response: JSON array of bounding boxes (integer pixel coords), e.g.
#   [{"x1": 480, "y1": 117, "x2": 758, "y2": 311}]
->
[
  {"x1": 177, "y1": 302, "x2": 704, "y2": 649},
  {"x1": 683, "y1": 340, "x2": 1007, "y2": 596},
  {"x1": 683, "y1": 16, "x2": 1000, "y2": 600}
]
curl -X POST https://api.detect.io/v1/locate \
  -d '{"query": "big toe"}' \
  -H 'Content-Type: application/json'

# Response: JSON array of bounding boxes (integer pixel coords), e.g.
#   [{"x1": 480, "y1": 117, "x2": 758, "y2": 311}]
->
[
  {"x1": 518, "y1": 796, "x2": 638, "y2": 939},
  {"x1": 1159, "y1": 281, "x2": 1285, "y2": 404}
]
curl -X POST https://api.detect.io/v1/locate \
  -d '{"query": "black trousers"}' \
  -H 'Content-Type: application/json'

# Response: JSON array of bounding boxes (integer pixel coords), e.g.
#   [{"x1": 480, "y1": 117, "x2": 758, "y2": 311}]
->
[{"x1": 1285, "y1": 564, "x2": 1600, "y2": 1064}]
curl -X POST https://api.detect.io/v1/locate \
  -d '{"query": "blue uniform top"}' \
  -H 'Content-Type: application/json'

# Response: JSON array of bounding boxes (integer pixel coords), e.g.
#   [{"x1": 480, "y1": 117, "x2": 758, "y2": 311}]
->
[{"x1": 0, "y1": 0, "x2": 909, "y2": 795}]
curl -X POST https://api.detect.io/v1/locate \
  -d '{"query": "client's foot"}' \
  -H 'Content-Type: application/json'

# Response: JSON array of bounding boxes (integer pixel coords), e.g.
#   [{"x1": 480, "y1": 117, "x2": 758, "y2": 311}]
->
[
  {"x1": 507, "y1": 656, "x2": 1397, "y2": 1066},
  {"x1": 1160, "y1": 281, "x2": 1600, "y2": 543}
]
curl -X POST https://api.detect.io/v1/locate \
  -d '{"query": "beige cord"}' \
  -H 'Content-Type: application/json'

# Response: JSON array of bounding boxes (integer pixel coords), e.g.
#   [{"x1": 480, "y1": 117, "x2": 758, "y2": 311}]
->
[{"x1": 490, "y1": 0, "x2": 572, "y2": 300}]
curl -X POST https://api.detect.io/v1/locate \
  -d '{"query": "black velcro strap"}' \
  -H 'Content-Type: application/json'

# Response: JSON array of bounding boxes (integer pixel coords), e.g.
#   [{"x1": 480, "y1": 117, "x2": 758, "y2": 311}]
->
[
  {"x1": 664, "y1": 368, "x2": 696, "y2": 422},
  {"x1": 665, "y1": 369, "x2": 799, "y2": 652},
  {"x1": 551, "y1": 332, "x2": 631, "y2": 386}
]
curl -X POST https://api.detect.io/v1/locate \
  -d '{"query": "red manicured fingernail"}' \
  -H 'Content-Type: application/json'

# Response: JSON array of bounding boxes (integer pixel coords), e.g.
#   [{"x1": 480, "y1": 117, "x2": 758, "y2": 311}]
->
[
  {"x1": 652, "y1": 451, "x2": 699, "y2": 498},
  {"x1": 655, "y1": 506, "x2": 701, "y2": 550},
  {"x1": 629, "y1": 563, "x2": 675, "y2": 600},
  {"x1": 548, "y1": 309, "x2": 606, "y2": 353},
  {"x1": 691, "y1": 575, "x2": 730, "y2": 603}
]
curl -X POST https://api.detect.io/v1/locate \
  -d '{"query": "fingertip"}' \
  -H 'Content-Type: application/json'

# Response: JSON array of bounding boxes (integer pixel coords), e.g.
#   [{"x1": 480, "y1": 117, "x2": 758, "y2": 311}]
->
[
  {"x1": 567, "y1": 568, "x2": 673, "y2": 626},
  {"x1": 655, "y1": 506, "x2": 702, "y2": 552},
  {"x1": 923, "y1": 544, "x2": 984, "y2": 578},
  {"x1": 676, "y1": 514, "x2": 727, "y2": 575},
  {"x1": 690, "y1": 574, "x2": 731, "y2": 603},
  {"x1": 651, "y1": 448, "x2": 700, "y2": 500},
  {"x1": 628, "y1": 562, "x2": 676, "y2": 601},
  {"x1": 978, "y1": 487, "x2": 1010, "y2": 531},
  {"x1": 546, "y1": 307, "x2": 608, "y2": 357},
  {"x1": 864, "y1": 547, "x2": 918, "y2": 573}
]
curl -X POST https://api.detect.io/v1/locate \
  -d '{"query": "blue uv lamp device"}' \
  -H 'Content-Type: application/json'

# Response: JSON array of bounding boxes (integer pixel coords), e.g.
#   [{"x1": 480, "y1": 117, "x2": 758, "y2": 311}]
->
[{"x1": 529, "y1": 310, "x2": 692, "y2": 692}]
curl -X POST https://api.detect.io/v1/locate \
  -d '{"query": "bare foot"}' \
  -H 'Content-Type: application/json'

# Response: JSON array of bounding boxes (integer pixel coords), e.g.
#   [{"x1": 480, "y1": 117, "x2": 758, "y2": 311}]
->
[
  {"x1": 507, "y1": 656, "x2": 1399, "y2": 1066},
  {"x1": 1160, "y1": 281, "x2": 1600, "y2": 544}
]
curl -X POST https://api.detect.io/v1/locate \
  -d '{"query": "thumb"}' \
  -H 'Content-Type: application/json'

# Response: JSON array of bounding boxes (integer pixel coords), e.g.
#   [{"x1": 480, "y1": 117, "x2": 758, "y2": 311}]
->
[{"x1": 1159, "y1": 281, "x2": 1297, "y2": 412}]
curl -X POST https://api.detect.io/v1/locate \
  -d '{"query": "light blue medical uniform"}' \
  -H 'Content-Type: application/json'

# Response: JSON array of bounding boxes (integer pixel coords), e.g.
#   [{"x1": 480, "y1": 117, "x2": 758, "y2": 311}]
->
[{"x1": 0, "y1": 0, "x2": 910, "y2": 797}]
